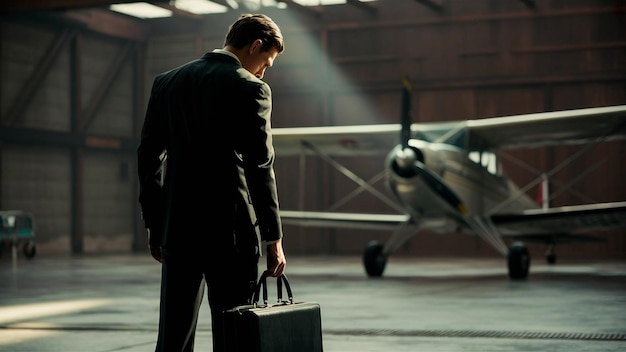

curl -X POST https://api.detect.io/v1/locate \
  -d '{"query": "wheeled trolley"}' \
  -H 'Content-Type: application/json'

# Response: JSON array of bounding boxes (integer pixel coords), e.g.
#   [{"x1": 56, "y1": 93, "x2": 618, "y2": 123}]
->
[{"x1": 0, "y1": 210, "x2": 37, "y2": 259}]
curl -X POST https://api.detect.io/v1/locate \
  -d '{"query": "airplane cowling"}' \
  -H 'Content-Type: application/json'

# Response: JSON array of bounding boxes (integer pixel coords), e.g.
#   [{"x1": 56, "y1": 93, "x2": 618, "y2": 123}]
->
[{"x1": 386, "y1": 145, "x2": 467, "y2": 217}]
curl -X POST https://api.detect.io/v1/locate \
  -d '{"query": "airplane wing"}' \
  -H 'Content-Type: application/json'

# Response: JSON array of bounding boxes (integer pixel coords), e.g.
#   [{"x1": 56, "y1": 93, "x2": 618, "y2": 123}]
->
[
  {"x1": 281, "y1": 202, "x2": 626, "y2": 234},
  {"x1": 465, "y1": 105, "x2": 626, "y2": 151},
  {"x1": 280, "y1": 210, "x2": 408, "y2": 231},
  {"x1": 273, "y1": 105, "x2": 626, "y2": 156},
  {"x1": 272, "y1": 124, "x2": 400, "y2": 156},
  {"x1": 491, "y1": 201, "x2": 626, "y2": 237}
]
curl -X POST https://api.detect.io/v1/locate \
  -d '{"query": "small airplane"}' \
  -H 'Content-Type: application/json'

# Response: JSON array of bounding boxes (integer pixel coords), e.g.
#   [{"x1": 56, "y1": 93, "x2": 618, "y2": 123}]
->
[{"x1": 272, "y1": 78, "x2": 626, "y2": 280}]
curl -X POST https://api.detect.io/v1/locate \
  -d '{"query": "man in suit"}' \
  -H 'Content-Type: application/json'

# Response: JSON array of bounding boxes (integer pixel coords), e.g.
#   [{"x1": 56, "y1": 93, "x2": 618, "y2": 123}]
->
[{"x1": 137, "y1": 14, "x2": 287, "y2": 352}]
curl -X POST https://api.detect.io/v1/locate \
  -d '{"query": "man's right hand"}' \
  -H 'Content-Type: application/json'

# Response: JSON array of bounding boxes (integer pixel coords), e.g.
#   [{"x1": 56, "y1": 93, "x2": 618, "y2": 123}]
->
[
  {"x1": 147, "y1": 228, "x2": 162, "y2": 263},
  {"x1": 266, "y1": 238, "x2": 286, "y2": 277}
]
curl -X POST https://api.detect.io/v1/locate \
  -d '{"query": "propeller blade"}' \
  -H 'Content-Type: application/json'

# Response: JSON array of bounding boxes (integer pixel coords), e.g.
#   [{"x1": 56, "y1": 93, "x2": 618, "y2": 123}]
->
[
  {"x1": 397, "y1": 76, "x2": 466, "y2": 215},
  {"x1": 401, "y1": 76, "x2": 412, "y2": 149}
]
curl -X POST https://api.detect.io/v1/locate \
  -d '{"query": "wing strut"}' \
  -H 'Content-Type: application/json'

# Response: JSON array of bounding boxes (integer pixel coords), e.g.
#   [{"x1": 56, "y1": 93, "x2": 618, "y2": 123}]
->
[
  {"x1": 300, "y1": 140, "x2": 406, "y2": 214},
  {"x1": 488, "y1": 131, "x2": 613, "y2": 214},
  {"x1": 328, "y1": 170, "x2": 388, "y2": 211},
  {"x1": 465, "y1": 217, "x2": 509, "y2": 256},
  {"x1": 382, "y1": 219, "x2": 422, "y2": 257}
]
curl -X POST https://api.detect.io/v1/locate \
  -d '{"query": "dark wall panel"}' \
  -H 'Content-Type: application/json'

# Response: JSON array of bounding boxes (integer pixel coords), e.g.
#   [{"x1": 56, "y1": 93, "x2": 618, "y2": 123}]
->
[{"x1": 1, "y1": 0, "x2": 624, "y2": 259}]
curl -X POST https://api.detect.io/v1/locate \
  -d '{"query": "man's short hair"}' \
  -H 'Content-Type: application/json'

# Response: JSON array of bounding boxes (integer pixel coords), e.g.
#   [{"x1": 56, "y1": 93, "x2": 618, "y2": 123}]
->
[{"x1": 224, "y1": 14, "x2": 285, "y2": 54}]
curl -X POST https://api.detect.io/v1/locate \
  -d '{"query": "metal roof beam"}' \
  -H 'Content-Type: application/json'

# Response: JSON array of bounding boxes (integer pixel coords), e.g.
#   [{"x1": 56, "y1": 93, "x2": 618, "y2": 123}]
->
[
  {"x1": 414, "y1": 0, "x2": 444, "y2": 14},
  {"x1": 277, "y1": 0, "x2": 322, "y2": 17},
  {"x1": 520, "y1": 0, "x2": 537, "y2": 10},
  {"x1": 0, "y1": 0, "x2": 135, "y2": 13},
  {"x1": 346, "y1": 0, "x2": 377, "y2": 15},
  {"x1": 150, "y1": 1, "x2": 203, "y2": 20}
]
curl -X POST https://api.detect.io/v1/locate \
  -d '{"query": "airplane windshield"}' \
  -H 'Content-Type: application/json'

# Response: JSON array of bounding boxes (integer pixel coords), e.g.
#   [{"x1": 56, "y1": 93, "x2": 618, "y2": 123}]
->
[
  {"x1": 413, "y1": 122, "x2": 501, "y2": 175},
  {"x1": 469, "y1": 151, "x2": 499, "y2": 175}
]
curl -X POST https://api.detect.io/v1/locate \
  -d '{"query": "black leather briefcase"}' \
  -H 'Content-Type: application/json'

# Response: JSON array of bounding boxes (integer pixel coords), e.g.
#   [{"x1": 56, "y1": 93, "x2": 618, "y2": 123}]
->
[{"x1": 222, "y1": 271, "x2": 323, "y2": 352}]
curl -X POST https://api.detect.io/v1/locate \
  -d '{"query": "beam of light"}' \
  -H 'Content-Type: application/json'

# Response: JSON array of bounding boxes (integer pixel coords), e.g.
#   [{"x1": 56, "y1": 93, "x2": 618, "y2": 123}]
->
[
  {"x1": 0, "y1": 299, "x2": 112, "y2": 325},
  {"x1": 225, "y1": 0, "x2": 240, "y2": 9},
  {"x1": 272, "y1": 5, "x2": 384, "y2": 127},
  {"x1": 0, "y1": 329, "x2": 58, "y2": 346}
]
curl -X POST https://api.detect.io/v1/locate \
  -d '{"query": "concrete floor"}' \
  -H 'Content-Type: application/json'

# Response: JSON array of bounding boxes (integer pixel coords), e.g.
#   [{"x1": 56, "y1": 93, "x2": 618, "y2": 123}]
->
[{"x1": 1, "y1": 253, "x2": 625, "y2": 352}]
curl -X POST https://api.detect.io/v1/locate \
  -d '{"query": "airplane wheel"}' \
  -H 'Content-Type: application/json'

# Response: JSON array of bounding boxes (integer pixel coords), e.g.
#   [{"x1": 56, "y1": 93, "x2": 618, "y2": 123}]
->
[
  {"x1": 507, "y1": 242, "x2": 530, "y2": 280},
  {"x1": 545, "y1": 243, "x2": 556, "y2": 265},
  {"x1": 23, "y1": 240, "x2": 36, "y2": 259},
  {"x1": 363, "y1": 241, "x2": 387, "y2": 277}
]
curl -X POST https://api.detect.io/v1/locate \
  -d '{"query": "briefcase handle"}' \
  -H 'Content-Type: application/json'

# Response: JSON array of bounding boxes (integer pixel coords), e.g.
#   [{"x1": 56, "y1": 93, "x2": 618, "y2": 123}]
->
[{"x1": 252, "y1": 270, "x2": 294, "y2": 307}]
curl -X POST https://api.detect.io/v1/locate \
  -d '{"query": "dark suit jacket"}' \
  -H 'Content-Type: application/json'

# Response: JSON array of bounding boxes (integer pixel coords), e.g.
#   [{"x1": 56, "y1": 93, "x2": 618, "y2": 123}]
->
[{"x1": 137, "y1": 51, "x2": 283, "y2": 253}]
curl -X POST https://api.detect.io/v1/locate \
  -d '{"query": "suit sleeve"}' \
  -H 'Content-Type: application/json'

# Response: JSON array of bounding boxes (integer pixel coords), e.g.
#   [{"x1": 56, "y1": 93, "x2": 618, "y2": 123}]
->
[
  {"x1": 237, "y1": 81, "x2": 284, "y2": 243},
  {"x1": 137, "y1": 75, "x2": 168, "y2": 244}
]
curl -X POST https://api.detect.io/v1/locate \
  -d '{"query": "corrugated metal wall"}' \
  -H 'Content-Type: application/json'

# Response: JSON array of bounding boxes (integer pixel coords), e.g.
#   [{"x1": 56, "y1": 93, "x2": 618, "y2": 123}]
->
[
  {"x1": 1, "y1": 0, "x2": 624, "y2": 260},
  {"x1": 0, "y1": 20, "x2": 140, "y2": 255}
]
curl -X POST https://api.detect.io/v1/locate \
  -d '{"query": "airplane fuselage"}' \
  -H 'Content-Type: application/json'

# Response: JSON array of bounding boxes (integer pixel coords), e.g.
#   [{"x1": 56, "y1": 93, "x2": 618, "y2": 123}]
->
[{"x1": 386, "y1": 139, "x2": 538, "y2": 224}]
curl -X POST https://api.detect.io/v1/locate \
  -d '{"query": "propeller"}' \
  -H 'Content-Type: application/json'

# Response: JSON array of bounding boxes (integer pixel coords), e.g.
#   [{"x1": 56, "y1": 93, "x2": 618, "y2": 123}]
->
[{"x1": 393, "y1": 76, "x2": 467, "y2": 216}]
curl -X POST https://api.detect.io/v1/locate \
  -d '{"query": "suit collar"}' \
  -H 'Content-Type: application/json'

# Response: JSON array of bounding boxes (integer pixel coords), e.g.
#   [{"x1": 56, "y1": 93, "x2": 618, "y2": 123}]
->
[{"x1": 203, "y1": 50, "x2": 241, "y2": 66}]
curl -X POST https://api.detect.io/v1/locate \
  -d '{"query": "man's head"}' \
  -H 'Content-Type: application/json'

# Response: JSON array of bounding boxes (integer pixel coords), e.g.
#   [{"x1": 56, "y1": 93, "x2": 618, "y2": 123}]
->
[{"x1": 224, "y1": 14, "x2": 285, "y2": 79}]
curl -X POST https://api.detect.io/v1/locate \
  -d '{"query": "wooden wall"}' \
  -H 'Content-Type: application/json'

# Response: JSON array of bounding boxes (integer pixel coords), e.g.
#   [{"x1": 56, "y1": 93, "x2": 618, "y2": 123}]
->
[
  {"x1": 1, "y1": 0, "x2": 624, "y2": 261},
  {"x1": 239, "y1": 0, "x2": 626, "y2": 259}
]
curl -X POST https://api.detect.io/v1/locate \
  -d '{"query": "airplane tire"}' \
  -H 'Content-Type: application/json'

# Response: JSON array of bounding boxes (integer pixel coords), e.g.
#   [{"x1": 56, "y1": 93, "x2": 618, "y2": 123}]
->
[
  {"x1": 23, "y1": 240, "x2": 36, "y2": 259},
  {"x1": 507, "y1": 242, "x2": 530, "y2": 280},
  {"x1": 546, "y1": 253, "x2": 556, "y2": 265},
  {"x1": 363, "y1": 241, "x2": 386, "y2": 277}
]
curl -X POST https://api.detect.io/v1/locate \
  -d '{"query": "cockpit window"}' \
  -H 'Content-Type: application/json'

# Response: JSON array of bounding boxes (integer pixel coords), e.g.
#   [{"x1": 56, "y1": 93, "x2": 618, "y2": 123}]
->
[{"x1": 469, "y1": 151, "x2": 499, "y2": 175}]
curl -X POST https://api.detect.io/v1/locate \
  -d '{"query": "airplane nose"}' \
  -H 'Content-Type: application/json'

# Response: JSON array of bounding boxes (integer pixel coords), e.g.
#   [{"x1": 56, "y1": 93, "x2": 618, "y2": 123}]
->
[
  {"x1": 394, "y1": 148, "x2": 416, "y2": 168},
  {"x1": 389, "y1": 145, "x2": 467, "y2": 216},
  {"x1": 412, "y1": 159, "x2": 467, "y2": 215},
  {"x1": 392, "y1": 146, "x2": 424, "y2": 177}
]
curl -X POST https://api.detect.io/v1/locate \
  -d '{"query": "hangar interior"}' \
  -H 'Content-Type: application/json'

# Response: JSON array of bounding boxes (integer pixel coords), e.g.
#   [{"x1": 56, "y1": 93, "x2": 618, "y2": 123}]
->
[{"x1": 0, "y1": 0, "x2": 624, "y2": 261}]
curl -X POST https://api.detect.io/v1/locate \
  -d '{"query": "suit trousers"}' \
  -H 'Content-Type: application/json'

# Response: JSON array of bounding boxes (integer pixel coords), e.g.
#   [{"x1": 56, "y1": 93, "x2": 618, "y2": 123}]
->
[{"x1": 156, "y1": 243, "x2": 259, "y2": 352}]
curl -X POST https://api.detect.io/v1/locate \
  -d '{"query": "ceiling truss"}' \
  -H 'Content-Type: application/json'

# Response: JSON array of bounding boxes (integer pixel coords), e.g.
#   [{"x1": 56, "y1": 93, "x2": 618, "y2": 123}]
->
[{"x1": 0, "y1": 0, "x2": 540, "y2": 18}]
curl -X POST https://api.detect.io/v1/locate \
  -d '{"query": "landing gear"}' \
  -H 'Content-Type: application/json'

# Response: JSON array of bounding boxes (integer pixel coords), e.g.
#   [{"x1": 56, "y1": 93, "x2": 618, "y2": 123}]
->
[
  {"x1": 507, "y1": 242, "x2": 530, "y2": 280},
  {"x1": 545, "y1": 243, "x2": 556, "y2": 264},
  {"x1": 363, "y1": 241, "x2": 387, "y2": 277}
]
